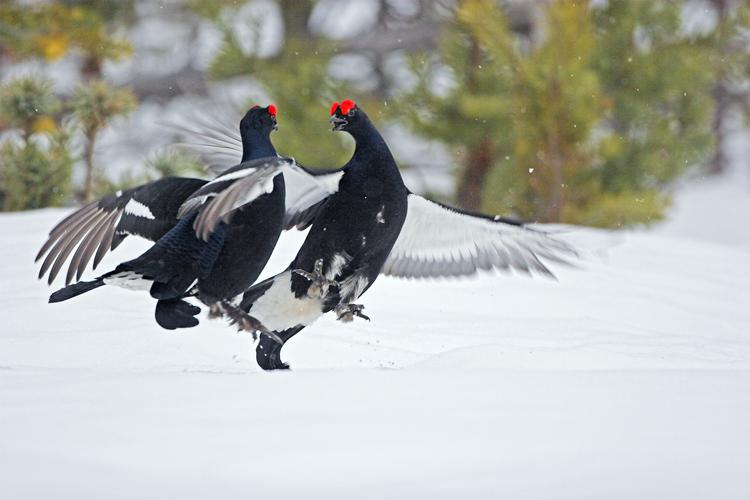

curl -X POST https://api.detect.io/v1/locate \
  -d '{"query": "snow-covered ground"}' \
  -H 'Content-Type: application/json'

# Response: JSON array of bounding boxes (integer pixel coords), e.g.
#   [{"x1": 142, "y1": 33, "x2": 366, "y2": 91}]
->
[{"x1": 1, "y1": 178, "x2": 749, "y2": 499}]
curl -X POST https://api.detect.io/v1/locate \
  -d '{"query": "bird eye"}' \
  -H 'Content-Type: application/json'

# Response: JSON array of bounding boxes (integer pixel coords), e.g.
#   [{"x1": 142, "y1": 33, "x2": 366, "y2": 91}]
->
[{"x1": 347, "y1": 109, "x2": 355, "y2": 117}]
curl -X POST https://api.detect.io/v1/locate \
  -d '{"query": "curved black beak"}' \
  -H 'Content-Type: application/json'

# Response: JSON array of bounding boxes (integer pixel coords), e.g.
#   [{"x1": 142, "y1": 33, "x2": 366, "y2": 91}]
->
[{"x1": 330, "y1": 115, "x2": 347, "y2": 131}]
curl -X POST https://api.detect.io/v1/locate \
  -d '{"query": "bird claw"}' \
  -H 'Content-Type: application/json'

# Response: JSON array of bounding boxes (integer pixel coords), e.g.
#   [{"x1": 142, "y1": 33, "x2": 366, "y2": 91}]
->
[
  {"x1": 220, "y1": 300, "x2": 283, "y2": 344},
  {"x1": 335, "y1": 303, "x2": 370, "y2": 323},
  {"x1": 292, "y1": 258, "x2": 338, "y2": 299},
  {"x1": 293, "y1": 260, "x2": 369, "y2": 323}
]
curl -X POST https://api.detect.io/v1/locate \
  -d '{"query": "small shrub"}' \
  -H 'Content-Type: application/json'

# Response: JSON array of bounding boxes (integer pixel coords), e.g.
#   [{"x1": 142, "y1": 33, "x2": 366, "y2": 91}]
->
[{"x1": 0, "y1": 131, "x2": 73, "y2": 211}]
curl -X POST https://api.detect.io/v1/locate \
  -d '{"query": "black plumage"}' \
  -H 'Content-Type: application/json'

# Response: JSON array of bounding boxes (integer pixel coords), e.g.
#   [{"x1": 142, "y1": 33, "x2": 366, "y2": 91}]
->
[
  {"x1": 47, "y1": 105, "x2": 290, "y2": 331},
  {"x1": 243, "y1": 103, "x2": 408, "y2": 369},
  {"x1": 37, "y1": 176, "x2": 207, "y2": 285},
  {"x1": 37, "y1": 106, "x2": 259, "y2": 286},
  {"x1": 195, "y1": 100, "x2": 578, "y2": 370}
]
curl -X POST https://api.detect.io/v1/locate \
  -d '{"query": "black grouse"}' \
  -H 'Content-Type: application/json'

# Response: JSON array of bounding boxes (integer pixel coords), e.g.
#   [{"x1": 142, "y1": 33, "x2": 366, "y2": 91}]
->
[
  {"x1": 179, "y1": 100, "x2": 577, "y2": 370},
  {"x1": 44, "y1": 104, "x2": 299, "y2": 332},
  {"x1": 36, "y1": 104, "x2": 279, "y2": 288}
]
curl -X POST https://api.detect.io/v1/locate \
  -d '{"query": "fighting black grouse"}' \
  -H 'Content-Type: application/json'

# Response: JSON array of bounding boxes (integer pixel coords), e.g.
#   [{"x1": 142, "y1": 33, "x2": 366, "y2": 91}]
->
[
  {"x1": 178, "y1": 100, "x2": 577, "y2": 369},
  {"x1": 44, "y1": 105, "x2": 299, "y2": 332}
]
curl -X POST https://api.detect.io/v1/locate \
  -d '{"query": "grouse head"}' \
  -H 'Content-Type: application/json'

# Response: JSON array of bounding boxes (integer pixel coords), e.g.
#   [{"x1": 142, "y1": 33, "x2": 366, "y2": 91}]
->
[
  {"x1": 329, "y1": 99, "x2": 367, "y2": 134},
  {"x1": 240, "y1": 104, "x2": 278, "y2": 137}
]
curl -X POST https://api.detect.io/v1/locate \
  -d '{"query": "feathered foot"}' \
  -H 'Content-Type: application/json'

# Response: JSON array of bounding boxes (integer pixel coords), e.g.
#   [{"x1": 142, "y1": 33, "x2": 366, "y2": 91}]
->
[
  {"x1": 292, "y1": 258, "x2": 338, "y2": 299},
  {"x1": 335, "y1": 303, "x2": 370, "y2": 323},
  {"x1": 220, "y1": 300, "x2": 283, "y2": 344},
  {"x1": 208, "y1": 302, "x2": 224, "y2": 319}
]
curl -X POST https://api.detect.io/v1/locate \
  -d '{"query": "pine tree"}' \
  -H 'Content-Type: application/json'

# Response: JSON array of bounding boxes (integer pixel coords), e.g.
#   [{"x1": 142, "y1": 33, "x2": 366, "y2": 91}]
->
[
  {"x1": 0, "y1": 1, "x2": 133, "y2": 70},
  {"x1": 69, "y1": 80, "x2": 137, "y2": 202},
  {"x1": 397, "y1": 0, "x2": 715, "y2": 228},
  {"x1": 705, "y1": 0, "x2": 750, "y2": 174},
  {"x1": 200, "y1": 0, "x2": 361, "y2": 167},
  {"x1": 396, "y1": 0, "x2": 515, "y2": 211},
  {"x1": 0, "y1": 0, "x2": 138, "y2": 205},
  {"x1": 0, "y1": 77, "x2": 73, "y2": 210},
  {"x1": 467, "y1": 0, "x2": 604, "y2": 222}
]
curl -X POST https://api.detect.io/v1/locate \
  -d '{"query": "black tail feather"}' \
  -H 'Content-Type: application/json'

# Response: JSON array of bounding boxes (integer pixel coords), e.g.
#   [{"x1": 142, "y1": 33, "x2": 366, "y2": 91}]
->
[
  {"x1": 49, "y1": 278, "x2": 105, "y2": 303},
  {"x1": 116, "y1": 214, "x2": 225, "y2": 302}
]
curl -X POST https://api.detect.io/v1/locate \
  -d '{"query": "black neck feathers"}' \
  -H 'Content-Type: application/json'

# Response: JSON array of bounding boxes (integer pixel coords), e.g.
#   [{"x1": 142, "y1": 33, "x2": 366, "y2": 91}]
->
[
  {"x1": 348, "y1": 117, "x2": 397, "y2": 172},
  {"x1": 241, "y1": 129, "x2": 277, "y2": 162}
]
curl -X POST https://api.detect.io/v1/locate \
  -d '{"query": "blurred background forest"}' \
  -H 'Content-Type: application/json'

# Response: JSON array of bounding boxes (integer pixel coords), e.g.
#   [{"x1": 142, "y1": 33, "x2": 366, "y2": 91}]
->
[{"x1": 1, "y1": 0, "x2": 749, "y2": 228}]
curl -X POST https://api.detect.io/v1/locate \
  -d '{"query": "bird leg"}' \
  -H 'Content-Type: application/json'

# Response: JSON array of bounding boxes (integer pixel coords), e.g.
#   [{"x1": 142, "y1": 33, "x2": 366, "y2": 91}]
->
[
  {"x1": 207, "y1": 302, "x2": 224, "y2": 318},
  {"x1": 293, "y1": 260, "x2": 369, "y2": 323},
  {"x1": 292, "y1": 258, "x2": 338, "y2": 299},
  {"x1": 220, "y1": 300, "x2": 283, "y2": 344},
  {"x1": 335, "y1": 303, "x2": 370, "y2": 323}
]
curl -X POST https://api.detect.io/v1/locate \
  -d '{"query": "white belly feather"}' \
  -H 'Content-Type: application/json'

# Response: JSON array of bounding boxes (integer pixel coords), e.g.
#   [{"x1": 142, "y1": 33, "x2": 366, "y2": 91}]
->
[{"x1": 248, "y1": 271, "x2": 323, "y2": 332}]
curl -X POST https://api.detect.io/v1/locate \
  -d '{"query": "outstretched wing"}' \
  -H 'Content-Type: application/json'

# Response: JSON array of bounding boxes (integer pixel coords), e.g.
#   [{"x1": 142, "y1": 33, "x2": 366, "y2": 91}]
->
[
  {"x1": 36, "y1": 177, "x2": 206, "y2": 285},
  {"x1": 281, "y1": 163, "x2": 344, "y2": 230},
  {"x1": 178, "y1": 157, "x2": 343, "y2": 241},
  {"x1": 381, "y1": 194, "x2": 578, "y2": 279}
]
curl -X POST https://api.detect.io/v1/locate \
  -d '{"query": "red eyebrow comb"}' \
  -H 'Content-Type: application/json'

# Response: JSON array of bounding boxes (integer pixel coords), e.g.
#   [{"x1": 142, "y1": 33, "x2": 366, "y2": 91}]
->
[
  {"x1": 330, "y1": 101, "x2": 340, "y2": 116},
  {"x1": 339, "y1": 99, "x2": 355, "y2": 114},
  {"x1": 267, "y1": 104, "x2": 277, "y2": 117}
]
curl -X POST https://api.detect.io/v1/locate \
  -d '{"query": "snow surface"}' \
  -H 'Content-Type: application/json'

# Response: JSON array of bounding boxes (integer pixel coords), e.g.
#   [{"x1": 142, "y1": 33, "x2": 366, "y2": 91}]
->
[
  {"x1": 657, "y1": 171, "x2": 750, "y2": 247},
  {"x1": 2, "y1": 185, "x2": 750, "y2": 499}
]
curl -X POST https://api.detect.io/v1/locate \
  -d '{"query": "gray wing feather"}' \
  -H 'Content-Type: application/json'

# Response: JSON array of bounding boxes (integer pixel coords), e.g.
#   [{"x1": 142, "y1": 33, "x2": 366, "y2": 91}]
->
[
  {"x1": 382, "y1": 194, "x2": 577, "y2": 280},
  {"x1": 179, "y1": 157, "x2": 343, "y2": 241}
]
